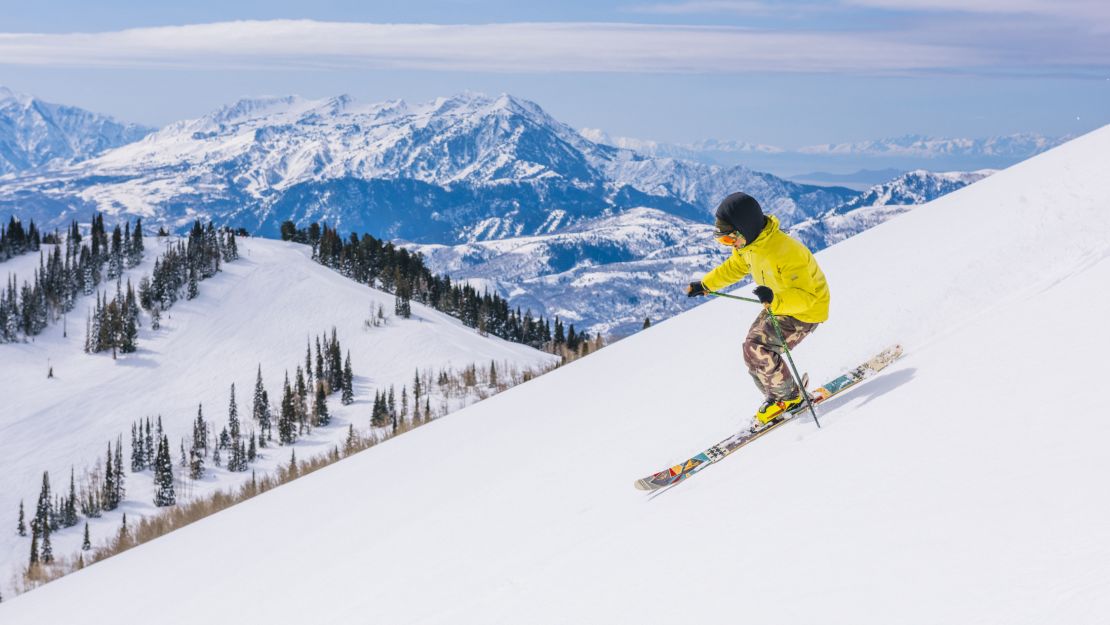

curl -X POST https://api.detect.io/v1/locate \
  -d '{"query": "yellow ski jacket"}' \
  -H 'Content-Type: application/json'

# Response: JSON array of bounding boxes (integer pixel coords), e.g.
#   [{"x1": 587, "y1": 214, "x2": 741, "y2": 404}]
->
[{"x1": 701, "y1": 215, "x2": 830, "y2": 323}]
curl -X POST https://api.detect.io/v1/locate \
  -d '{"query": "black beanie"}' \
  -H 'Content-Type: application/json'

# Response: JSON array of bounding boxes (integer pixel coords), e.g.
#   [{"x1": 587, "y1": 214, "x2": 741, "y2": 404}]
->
[{"x1": 715, "y1": 192, "x2": 766, "y2": 245}]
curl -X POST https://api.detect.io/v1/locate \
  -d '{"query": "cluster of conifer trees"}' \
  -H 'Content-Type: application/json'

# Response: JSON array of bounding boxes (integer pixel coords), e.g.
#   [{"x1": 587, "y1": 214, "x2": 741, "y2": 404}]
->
[
  {"x1": 1, "y1": 215, "x2": 143, "y2": 343},
  {"x1": 276, "y1": 329, "x2": 354, "y2": 444},
  {"x1": 1, "y1": 217, "x2": 41, "y2": 262},
  {"x1": 84, "y1": 281, "x2": 140, "y2": 356},
  {"x1": 282, "y1": 220, "x2": 595, "y2": 353},
  {"x1": 81, "y1": 218, "x2": 238, "y2": 355},
  {"x1": 21, "y1": 440, "x2": 124, "y2": 567},
  {"x1": 128, "y1": 417, "x2": 177, "y2": 506},
  {"x1": 138, "y1": 220, "x2": 238, "y2": 315},
  {"x1": 21, "y1": 470, "x2": 81, "y2": 566}
]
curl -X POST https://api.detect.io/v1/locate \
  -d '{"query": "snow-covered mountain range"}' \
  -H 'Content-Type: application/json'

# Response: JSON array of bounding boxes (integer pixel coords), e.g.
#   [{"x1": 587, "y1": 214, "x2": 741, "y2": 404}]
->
[
  {"x1": 799, "y1": 133, "x2": 1065, "y2": 159},
  {"x1": 411, "y1": 169, "x2": 992, "y2": 336},
  {"x1": 0, "y1": 87, "x2": 152, "y2": 175},
  {"x1": 0, "y1": 89, "x2": 991, "y2": 336},
  {"x1": 4, "y1": 125, "x2": 1108, "y2": 625},
  {"x1": 0, "y1": 92, "x2": 853, "y2": 241}
]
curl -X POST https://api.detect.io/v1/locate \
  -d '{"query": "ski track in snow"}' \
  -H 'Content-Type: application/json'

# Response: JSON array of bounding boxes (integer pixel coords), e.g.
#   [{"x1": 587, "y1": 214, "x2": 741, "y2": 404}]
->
[{"x1": 2, "y1": 126, "x2": 1110, "y2": 623}]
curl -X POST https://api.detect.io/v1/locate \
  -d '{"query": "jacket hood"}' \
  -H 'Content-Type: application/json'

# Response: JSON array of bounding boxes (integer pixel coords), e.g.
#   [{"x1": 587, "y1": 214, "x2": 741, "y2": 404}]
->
[{"x1": 715, "y1": 192, "x2": 766, "y2": 244}]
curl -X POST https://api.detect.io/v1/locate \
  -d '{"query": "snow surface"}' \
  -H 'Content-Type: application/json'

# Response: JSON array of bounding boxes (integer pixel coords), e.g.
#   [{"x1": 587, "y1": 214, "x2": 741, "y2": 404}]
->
[
  {"x1": 0, "y1": 236, "x2": 555, "y2": 592},
  {"x1": 3, "y1": 125, "x2": 1110, "y2": 623}
]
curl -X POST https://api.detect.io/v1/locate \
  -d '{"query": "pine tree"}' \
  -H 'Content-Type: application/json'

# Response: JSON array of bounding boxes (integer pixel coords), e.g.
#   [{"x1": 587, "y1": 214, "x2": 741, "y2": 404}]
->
[
  {"x1": 114, "y1": 435, "x2": 126, "y2": 504},
  {"x1": 228, "y1": 436, "x2": 242, "y2": 473},
  {"x1": 341, "y1": 352, "x2": 354, "y2": 405},
  {"x1": 101, "y1": 443, "x2": 116, "y2": 511},
  {"x1": 642, "y1": 317, "x2": 652, "y2": 329},
  {"x1": 32, "y1": 471, "x2": 51, "y2": 538},
  {"x1": 130, "y1": 422, "x2": 143, "y2": 472},
  {"x1": 371, "y1": 391, "x2": 388, "y2": 428},
  {"x1": 228, "y1": 383, "x2": 240, "y2": 440},
  {"x1": 144, "y1": 418, "x2": 155, "y2": 469},
  {"x1": 82, "y1": 521, "x2": 91, "y2": 550},
  {"x1": 187, "y1": 268, "x2": 198, "y2": 299},
  {"x1": 252, "y1": 365, "x2": 269, "y2": 432},
  {"x1": 344, "y1": 424, "x2": 357, "y2": 454},
  {"x1": 259, "y1": 389, "x2": 271, "y2": 446},
  {"x1": 41, "y1": 522, "x2": 53, "y2": 564},
  {"x1": 28, "y1": 530, "x2": 39, "y2": 567},
  {"x1": 154, "y1": 435, "x2": 175, "y2": 506},
  {"x1": 193, "y1": 405, "x2": 208, "y2": 458},
  {"x1": 248, "y1": 433, "x2": 257, "y2": 463},
  {"x1": 279, "y1": 373, "x2": 296, "y2": 444},
  {"x1": 189, "y1": 445, "x2": 205, "y2": 481},
  {"x1": 388, "y1": 386, "x2": 396, "y2": 423},
  {"x1": 305, "y1": 341, "x2": 314, "y2": 388},
  {"x1": 117, "y1": 513, "x2": 129, "y2": 548},
  {"x1": 314, "y1": 381, "x2": 329, "y2": 426},
  {"x1": 16, "y1": 500, "x2": 26, "y2": 537},
  {"x1": 294, "y1": 366, "x2": 308, "y2": 432},
  {"x1": 64, "y1": 467, "x2": 78, "y2": 527}
]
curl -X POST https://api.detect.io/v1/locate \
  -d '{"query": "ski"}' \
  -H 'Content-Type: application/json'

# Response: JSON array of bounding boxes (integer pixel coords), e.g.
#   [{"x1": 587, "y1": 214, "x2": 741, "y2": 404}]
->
[{"x1": 634, "y1": 344, "x2": 904, "y2": 491}]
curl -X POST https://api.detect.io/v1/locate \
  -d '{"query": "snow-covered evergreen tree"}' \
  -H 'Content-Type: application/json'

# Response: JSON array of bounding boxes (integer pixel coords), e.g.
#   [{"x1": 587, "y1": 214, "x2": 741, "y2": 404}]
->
[
  {"x1": 64, "y1": 467, "x2": 78, "y2": 527},
  {"x1": 342, "y1": 352, "x2": 354, "y2": 405},
  {"x1": 16, "y1": 499, "x2": 26, "y2": 537},
  {"x1": 130, "y1": 422, "x2": 143, "y2": 472},
  {"x1": 28, "y1": 530, "x2": 39, "y2": 567},
  {"x1": 279, "y1": 373, "x2": 296, "y2": 445},
  {"x1": 41, "y1": 522, "x2": 54, "y2": 564},
  {"x1": 144, "y1": 418, "x2": 155, "y2": 468},
  {"x1": 228, "y1": 383, "x2": 240, "y2": 440},
  {"x1": 32, "y1": 471, "x2": 51, "y2": 538},
  {"x1": 154, "y1": 435, "x2": 175, "y2": 506},
  {"x1": 314, "y1": 381, "x2": 329, "y2": 426},
  {"x1": 189, "y1": 446, "x2": 205, "y2": 481}
]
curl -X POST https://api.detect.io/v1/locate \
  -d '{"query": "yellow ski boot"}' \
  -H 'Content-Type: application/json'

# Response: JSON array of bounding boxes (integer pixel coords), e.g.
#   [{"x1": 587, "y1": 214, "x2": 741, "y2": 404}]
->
[{"x1": 753, "y1": 393, "x2": 805, "y2": 429}]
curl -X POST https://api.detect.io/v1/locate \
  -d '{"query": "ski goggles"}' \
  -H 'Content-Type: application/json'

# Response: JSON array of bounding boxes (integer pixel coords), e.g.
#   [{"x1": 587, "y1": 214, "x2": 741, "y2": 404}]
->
[{"x1": 714, "y1": 230, "x2": 743, "y2": 246}]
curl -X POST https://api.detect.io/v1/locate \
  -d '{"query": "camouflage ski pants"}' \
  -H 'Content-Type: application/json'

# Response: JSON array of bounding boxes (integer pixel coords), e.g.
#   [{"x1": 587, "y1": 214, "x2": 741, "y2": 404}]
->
[{"x1": 742, "y1": 310, "x2": 819, "y2": 401}]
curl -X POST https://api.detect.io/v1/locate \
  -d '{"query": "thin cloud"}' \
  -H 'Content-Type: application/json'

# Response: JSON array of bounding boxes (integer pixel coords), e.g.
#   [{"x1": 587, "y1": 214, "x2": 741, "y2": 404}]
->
[
  {"x1": 628, "y1": 1, "x2": 777, "y2": 15},
  {"x1": 0, "y1": 19, "x2": 1098, "y2": 76},
  {"x1": 844, "y1": 0, "x2": 1110, "y2": 19}
]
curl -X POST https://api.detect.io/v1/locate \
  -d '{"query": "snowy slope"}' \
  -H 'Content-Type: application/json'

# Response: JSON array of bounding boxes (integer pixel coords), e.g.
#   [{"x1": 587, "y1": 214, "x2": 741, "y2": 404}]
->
[
  {"x1": 3, "y1": 126, "x2": 1110, "y2": 623},
  {"x1": 0, "y1": 236, "x2": 555, "y2": 591}
]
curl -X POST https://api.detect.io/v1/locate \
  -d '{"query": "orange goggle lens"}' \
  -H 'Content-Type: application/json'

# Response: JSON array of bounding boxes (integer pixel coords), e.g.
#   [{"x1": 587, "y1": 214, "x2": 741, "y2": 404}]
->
[{"x1": 715, "y1": 231, "x2": 740, "y2": 246}]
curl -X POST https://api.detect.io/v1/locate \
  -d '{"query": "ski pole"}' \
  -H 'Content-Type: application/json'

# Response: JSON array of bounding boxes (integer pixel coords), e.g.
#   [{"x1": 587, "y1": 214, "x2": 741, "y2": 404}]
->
[
  {"x1": 709, "y1": 290, "x2": 822, "y2": 429},
  {"x1": 765, "y1": 308, "x2": 821, "y2": 428}
]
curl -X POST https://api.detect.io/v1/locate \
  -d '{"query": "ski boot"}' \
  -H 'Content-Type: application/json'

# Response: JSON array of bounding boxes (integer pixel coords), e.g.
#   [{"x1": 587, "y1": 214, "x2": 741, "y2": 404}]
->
[{"x1": 751, "y1": 392, "x2": 805, "y2": 432}]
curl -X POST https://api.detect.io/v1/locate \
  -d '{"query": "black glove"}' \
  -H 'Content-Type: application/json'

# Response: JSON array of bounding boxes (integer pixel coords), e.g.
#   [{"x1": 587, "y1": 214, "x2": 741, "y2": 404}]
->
[
  {"x1": 753, "y1": 285, "x2": 774, "y2": 304},
  {"x1": 686, "y1": 281, "x2": 708, "y2": 297}
]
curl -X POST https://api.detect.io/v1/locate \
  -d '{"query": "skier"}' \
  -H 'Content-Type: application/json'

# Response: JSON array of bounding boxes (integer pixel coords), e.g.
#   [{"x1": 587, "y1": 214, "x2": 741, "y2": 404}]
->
[{"x1": 686, "y1": 192, "x2": 830, "y2": 429}]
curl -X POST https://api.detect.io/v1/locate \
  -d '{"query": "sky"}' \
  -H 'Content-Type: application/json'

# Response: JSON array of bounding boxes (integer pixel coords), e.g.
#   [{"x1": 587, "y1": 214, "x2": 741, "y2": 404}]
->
[{"x1": 0, "y1": 0, "x2": 1107, "y2": 147}]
